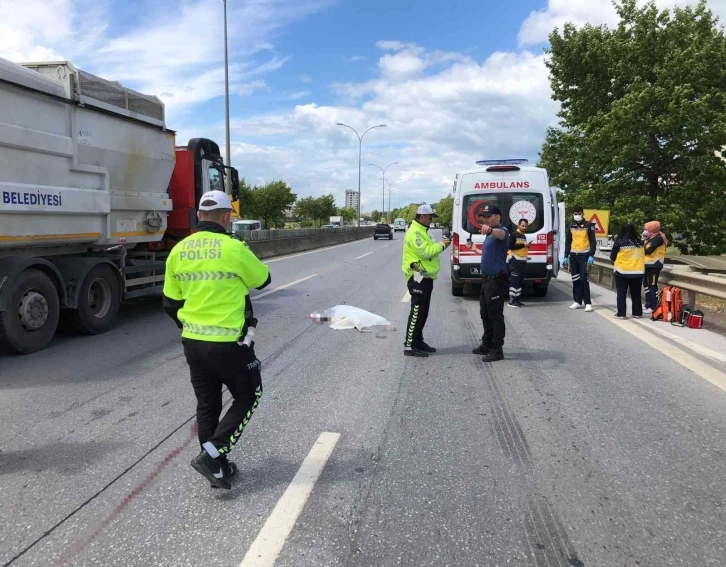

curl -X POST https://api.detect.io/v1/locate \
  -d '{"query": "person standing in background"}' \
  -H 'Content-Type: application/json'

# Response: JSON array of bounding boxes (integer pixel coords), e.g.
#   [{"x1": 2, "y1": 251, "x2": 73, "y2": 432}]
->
[
  {"x1": 563, "y1": 206, "x2": 596, "y2": 312},
  {"x1": 610, "y1": 223, "x2": 646, "y2": 319},
  {"x1": 507, "y1": 218, "x2": 530, "y2": 307},
  {"x1": 642, "y1": 221, "x2": 668, "y2": 315}
]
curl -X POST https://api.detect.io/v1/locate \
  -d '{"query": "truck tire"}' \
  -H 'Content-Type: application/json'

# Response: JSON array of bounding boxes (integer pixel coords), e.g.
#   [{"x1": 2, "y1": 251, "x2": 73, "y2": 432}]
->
[
  {"x1": 452, "y1": 283, "x2": 464, "y2": 297},
  {"x1": 65, "y1": 264, "x2": 121, "y2": 335},
  {"x1": 0, "y1": 269, "x2": 60, "y2": 354},
  {"x1": 533, "y1": 285, "x2": 548, "y2": 298}
]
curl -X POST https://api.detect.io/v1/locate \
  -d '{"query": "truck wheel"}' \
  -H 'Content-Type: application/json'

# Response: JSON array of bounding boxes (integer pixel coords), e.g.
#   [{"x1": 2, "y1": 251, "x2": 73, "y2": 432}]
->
[
  {"x1": 452, "y1": 283, "x2": 464, "y2": 297},
  {"x1": 533, "y1": 285, "x2": 548, "y2": 298},
  {"x1": 66, "y1": 265, "x2": 121, "y2": 335},
  {"x1": 0, "y1": 269, "x2": 60, "y2": 354}
]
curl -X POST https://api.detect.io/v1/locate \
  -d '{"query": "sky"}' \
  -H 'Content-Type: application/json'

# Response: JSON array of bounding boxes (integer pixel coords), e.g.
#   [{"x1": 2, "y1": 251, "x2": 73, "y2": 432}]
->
[{"x1": 2, "y1": 0, "x2": 725, "y2": 213}]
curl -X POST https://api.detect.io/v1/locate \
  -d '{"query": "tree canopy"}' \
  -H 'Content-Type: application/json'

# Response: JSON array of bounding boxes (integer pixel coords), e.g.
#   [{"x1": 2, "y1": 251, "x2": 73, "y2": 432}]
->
[
  {"x1": 539, "y1": 0, "x2": 726, "y2": 253},
  {"x1": 294, "y1": 195, "x2": 337, "y2": 226},
  {"x1": 238, "y1": 179, "x2": 297, "y2": 229}
]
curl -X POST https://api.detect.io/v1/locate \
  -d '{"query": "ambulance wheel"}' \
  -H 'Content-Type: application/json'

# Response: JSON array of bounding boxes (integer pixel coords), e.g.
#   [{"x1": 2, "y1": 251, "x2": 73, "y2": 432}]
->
[
  {"x1": 533, "y1": 285, "x2": 548, "y2": 298},
  {"x1": 452, "y1": 283, "x2": 464, "y2": 297},
  {"x1": 65, "y1": 265, "x2": 121, "y2": 335},
  {"x1": 0, "y1": 269, "x2": 60, "y2": 354}
]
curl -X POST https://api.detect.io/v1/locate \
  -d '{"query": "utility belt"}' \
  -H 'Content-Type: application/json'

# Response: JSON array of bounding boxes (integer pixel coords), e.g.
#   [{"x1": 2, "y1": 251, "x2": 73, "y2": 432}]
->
[{"x1": 481, "y1": 272, "x2": 508, "y2": 283}]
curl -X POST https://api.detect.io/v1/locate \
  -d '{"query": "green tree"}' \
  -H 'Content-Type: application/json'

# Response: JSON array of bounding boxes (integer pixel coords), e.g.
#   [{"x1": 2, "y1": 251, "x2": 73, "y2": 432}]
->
[
  {"x1": 434, "y1": 195, "x2": 453, "y2": 227},
  {"x1": 244, "y1": 180, "x2": 297, "y2": 229},
  {"x1": 294, "y1": 194, "x2": 337, "y2": 226},
  {"x1": 236, "y1": 177, "x2": 254, "y2": 219},
  {"x1": 338, "y1": 206, "x2": 357, "y2": 225},
  {"x1": 371, "y1": 210, "x2": 382, "y2": 222},
  {"x1": 539, "y1": 0, "x2": 726, "y2": 253}
]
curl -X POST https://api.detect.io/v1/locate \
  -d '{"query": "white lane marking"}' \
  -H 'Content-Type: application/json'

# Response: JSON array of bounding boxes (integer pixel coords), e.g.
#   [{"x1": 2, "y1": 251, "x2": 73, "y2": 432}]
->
[
  {"x1": 264, "y1": 240, "x2": 366, "y2": 264},
  {"x1": 401, "y1": 291, "x2": 411, "y2": 302},
  {"x1": 383, "y1": 245, "x2": 390, "y2": 248},
  {"x1": 592, "y1": 305, "x2": 726, "y2": 393},
  {"x1": 253, "y1": 274, "x2": 318, "y2": 300},
  {"x1": 629, "y1": 318, "x2": 726, "y2": 366},
  {"x1": 355, "y1": 251, "x2": 373, "y2": 260},
  {"x1": 239, "y1": 432, "x2": 341, "y2": 567}
]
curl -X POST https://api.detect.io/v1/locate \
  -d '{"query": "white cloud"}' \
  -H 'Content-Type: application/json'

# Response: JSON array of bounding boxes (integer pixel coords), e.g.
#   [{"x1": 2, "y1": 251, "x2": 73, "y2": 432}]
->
[
  {"x1": 344, "y1": 55, "x2": 367, "y2": 63},
  {"x1": 0, "y1": 0, "x2": 327, "y2": 120},
  {"x1": 230, "y1": 46, "x2": 558, "y2": 210},
  {"x1": 519, "y1": 0, "x2": 726, "y2": 46},
  {"x1": 288, "y1": 90, "x2": 312, "y2": 100},
  {"x1": 300, "y1": 74, "x2": 312, "y2": 83}
]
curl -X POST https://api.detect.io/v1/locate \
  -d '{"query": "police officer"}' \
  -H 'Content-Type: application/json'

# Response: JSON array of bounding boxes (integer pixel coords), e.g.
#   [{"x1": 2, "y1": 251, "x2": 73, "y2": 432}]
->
[
  {"x1": 562, "y1": 206, "x2": 596, "y2": 312},
  {"x1": 468, "y1": 204, "x2": 509, "y2": 362},
  {"x1": 162, "y1": 190, "x2": 271, "y2": 490},
  {"x1": 507, "y1": 218, "x2": 530, "y2": 307},
  {"x1": 402, "y1": 204, "x2": 451, "y2": 357}
]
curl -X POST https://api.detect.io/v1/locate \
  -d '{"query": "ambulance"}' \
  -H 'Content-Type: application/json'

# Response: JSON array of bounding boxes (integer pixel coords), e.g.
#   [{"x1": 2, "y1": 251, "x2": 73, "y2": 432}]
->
[{"x1": 450, "y1": 159, "x2": 565, "y2": 297}]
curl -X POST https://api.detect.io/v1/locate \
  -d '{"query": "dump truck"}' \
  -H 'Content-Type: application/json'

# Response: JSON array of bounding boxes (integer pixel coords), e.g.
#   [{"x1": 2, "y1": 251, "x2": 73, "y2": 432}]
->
[{"x1": 0, "y1": 57, "x2": 239, "y2": 354}]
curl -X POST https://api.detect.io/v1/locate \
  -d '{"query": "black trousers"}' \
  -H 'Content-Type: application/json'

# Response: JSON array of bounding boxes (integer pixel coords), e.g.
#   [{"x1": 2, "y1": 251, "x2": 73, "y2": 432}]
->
[
  {"x1": 570, "y1": 253, "x2": 591, "y2": 305},
  {"x1": 644, "y1": 267, "x2": 661, "y2": 309},
  {"x1": 405, "y1": 277, "x2": 433, "y2": 347},
  {"x1": 508, "y1": 261, "x2": 525, "y2": 299},
  {"x1": 183, "y1": 339, "x2": 262, "y2": 456},
  {"x1": 480, "y1": 275, "x2": 508, "y2": 349},
  {"x1": 615, "y1": 275, "x2": 643, "y2": 317}
]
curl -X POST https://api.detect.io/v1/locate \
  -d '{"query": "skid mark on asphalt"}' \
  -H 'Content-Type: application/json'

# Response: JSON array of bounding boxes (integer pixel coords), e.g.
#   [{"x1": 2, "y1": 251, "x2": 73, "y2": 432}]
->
[{"x1": 457, "y1": 298, "x2": 584, "y2": 567}]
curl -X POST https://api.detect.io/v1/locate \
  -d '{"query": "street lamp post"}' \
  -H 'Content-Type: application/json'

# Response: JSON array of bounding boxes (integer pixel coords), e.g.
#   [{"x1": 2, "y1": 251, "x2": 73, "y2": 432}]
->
[
  {"x1": 387, "y1": 179, "x2": 394, "y2": 222},
  {"x1": 336, "y1": 123, "x2": 387, "y2": 227},
  {"x1": 223, "y1": 0, "x2": 231, "y2": 173},
  {"x1": 369, "y1": 161, "x2": 398, "y2": 222}
]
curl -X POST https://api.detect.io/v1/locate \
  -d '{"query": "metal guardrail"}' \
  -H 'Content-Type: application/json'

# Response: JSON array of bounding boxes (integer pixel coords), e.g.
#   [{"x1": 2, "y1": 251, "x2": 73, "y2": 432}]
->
[
  {"x1": 587, "y1": 254, "x2": 726, "y2": 303},
  {"x1": 231, "y1": 226, "x2": 374, "y2": 241}
]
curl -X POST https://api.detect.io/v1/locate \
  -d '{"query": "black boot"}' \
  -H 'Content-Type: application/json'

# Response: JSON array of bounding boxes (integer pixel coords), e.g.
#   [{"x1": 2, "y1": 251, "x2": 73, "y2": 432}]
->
[
  {"x1": 404, "y1": 345, "x2": 429, "y2": 357},
  {"x1": 482, "y1": 348, "x2": 504, "y2": 362},
  {"x1": 472, "y1": 344, "x2": 491, "y2": 355},
  {"x1": 414, "y1": 341, "x2": 436, "y2": 353},
  {"x1": 190, "y1": 450, "x2": 232, "y2": 490},
  {"x1": 211, "y1": 456, "x2": 238, "y2": 489}
]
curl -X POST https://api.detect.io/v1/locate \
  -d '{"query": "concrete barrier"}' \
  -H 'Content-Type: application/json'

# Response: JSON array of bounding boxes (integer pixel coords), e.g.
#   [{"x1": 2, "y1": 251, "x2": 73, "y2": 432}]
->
[{"x1": 246, "y1": 227, "x2": 376, "y2": 259}]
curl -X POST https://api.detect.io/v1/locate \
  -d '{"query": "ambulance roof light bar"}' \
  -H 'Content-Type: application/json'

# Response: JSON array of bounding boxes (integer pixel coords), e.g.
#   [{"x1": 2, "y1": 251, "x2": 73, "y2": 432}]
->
[{"x1": 475, "y1": 159, "x2": 528, "y2": 166}]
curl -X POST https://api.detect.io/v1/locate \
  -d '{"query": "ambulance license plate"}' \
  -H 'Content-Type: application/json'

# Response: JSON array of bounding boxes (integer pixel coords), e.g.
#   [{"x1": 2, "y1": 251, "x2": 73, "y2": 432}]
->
[{"x1": 470, "y1": 267, "x2": 480, "y2": 275}]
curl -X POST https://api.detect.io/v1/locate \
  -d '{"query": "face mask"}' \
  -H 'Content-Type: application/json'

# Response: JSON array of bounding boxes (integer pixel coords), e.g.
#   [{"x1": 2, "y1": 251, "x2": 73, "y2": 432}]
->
[
  {"x1": 573, "y1": 214, "x2": 583, "y2": 222},
  {"x1": 642, "y1": 230, "x2": 650, "y2": 239}
]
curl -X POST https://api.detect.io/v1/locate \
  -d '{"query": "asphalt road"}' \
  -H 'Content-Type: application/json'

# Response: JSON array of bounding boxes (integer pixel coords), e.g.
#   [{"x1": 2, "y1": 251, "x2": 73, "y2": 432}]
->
[{"x1": 1, "y1": 231, "x2": 725, "y2": 566}]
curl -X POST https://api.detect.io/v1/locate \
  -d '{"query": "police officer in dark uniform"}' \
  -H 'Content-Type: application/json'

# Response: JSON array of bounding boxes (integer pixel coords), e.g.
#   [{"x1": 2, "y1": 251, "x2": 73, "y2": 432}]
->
[{"x1": 468, "y1": 204, "x2": 509, "y2": 362}]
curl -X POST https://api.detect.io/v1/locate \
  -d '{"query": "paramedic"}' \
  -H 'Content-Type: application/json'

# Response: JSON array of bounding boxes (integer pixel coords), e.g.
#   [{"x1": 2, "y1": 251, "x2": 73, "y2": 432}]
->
[
  {"x1": 401, "y1": 204, "x2": 451, "y2": 358},
  {"x1": 468, "y1": 204, "x2": 509, "y2": 362},
  {"x1": 563, "y1": 206, "x2": 596, "y2": 312},
  {"x1": 507, "y1": 218, "x2": 530, "y2": 307},
  {"x1": 162, "y1": 190, "x2": 271, "y2": 490},
  {"x1": 642, "y1": 221, "x2": 667, "y2": 314},
  {"x1": 610, "y1": 223, "x2": 645, "y2": 319}
]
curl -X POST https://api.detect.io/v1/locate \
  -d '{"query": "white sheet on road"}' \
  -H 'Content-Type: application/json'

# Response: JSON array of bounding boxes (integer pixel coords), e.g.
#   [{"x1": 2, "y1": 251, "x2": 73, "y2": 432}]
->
[{"x1": 316, "y1": 305, "x2": 392, "y2": 332}]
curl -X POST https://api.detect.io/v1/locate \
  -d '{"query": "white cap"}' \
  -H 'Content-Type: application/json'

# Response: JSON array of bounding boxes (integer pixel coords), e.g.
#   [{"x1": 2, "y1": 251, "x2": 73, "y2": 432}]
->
[
  {"x1": 416, "y1": 204, "x2": 438, "y2": 217},
  {"x1": 198, "y1": 190, "x2": 233, "y2": 211}
]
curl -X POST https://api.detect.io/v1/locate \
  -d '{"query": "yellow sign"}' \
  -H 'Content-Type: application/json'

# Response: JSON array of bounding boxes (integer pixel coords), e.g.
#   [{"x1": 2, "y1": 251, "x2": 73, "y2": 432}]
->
[
  {"x1": 584, "y1": 209, "x2": 610, "y2": 236},
  {"x1": 231, "y1": 199, "x2": 240, "y2": 218}
]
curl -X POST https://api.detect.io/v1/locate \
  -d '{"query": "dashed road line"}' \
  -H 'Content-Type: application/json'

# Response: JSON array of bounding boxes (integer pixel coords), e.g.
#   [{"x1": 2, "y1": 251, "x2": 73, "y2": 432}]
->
[
  {"x1": 239, "y1": 432, "x2": 341, "y2": 567},
  {"x1": 253, "y1": 274, "x2": 318, "y2": 300}
]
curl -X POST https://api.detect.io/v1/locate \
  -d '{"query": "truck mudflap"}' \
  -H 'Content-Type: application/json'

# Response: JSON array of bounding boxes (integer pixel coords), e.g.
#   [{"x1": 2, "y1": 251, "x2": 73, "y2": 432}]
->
[{"x1": 0, "y1": 257, "x2": 67, "y2": 311}]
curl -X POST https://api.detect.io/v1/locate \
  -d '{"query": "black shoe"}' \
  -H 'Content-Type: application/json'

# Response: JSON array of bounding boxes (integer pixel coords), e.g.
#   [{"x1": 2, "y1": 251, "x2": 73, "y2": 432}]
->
[
  {"x1": 414, "y1": 341, "x2": 436, "y2": 353},
  {"x1": 190, "y1": 450, "x2": 232, "y2": 490},
  {"x1": 472, "y1": 344, "x2": 491, "y2": 355},
  {"x1": 482, "y1": 349, "x2": 504, "y2": 362},
  {"x1": 514, "y1": 300, "x2": 525, "y2": 307},
  {"x1": 508, "y1": 299, "x2": 518, "y2": 308},
  {"x1": 211, "y1": 458, "x2": 238, "y2": 489},
  {"x1": 404, "y1": 346, "x2": 429, "y2": 357}
]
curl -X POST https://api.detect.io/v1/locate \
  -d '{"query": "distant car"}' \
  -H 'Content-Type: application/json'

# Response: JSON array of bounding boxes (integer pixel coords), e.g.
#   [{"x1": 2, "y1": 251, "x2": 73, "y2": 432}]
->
[
  {"x1": 374, "y1": 223, "x2": 393, "y2": 240},
  {"x1": 393, "y1": 218, "x2": 406, "y2": 232},
  {"x1": 321, "y1": 224, "x2": 336, "y2": 229}
]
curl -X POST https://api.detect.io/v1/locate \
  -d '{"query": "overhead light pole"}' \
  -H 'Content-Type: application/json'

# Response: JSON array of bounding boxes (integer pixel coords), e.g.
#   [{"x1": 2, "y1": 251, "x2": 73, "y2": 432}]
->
[
  {"x1": 223, "y1": 0, "x2": 231, "y2": 173},
  {"x1": 369, "y1": 161, "x2": 398, "y2": 221},
  {"x1": 387, "y1": 179, "x2": 394, "y2": 222},
  {"x1": 336, "y1": 123, "x2": 387, "y2": 226}
]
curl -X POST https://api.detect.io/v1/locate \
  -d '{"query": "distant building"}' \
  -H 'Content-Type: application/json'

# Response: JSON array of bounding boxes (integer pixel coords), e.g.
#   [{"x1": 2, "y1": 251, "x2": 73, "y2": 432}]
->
[{"x1": 345, "y1": 190, "x2": 360, "y2": 210}]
